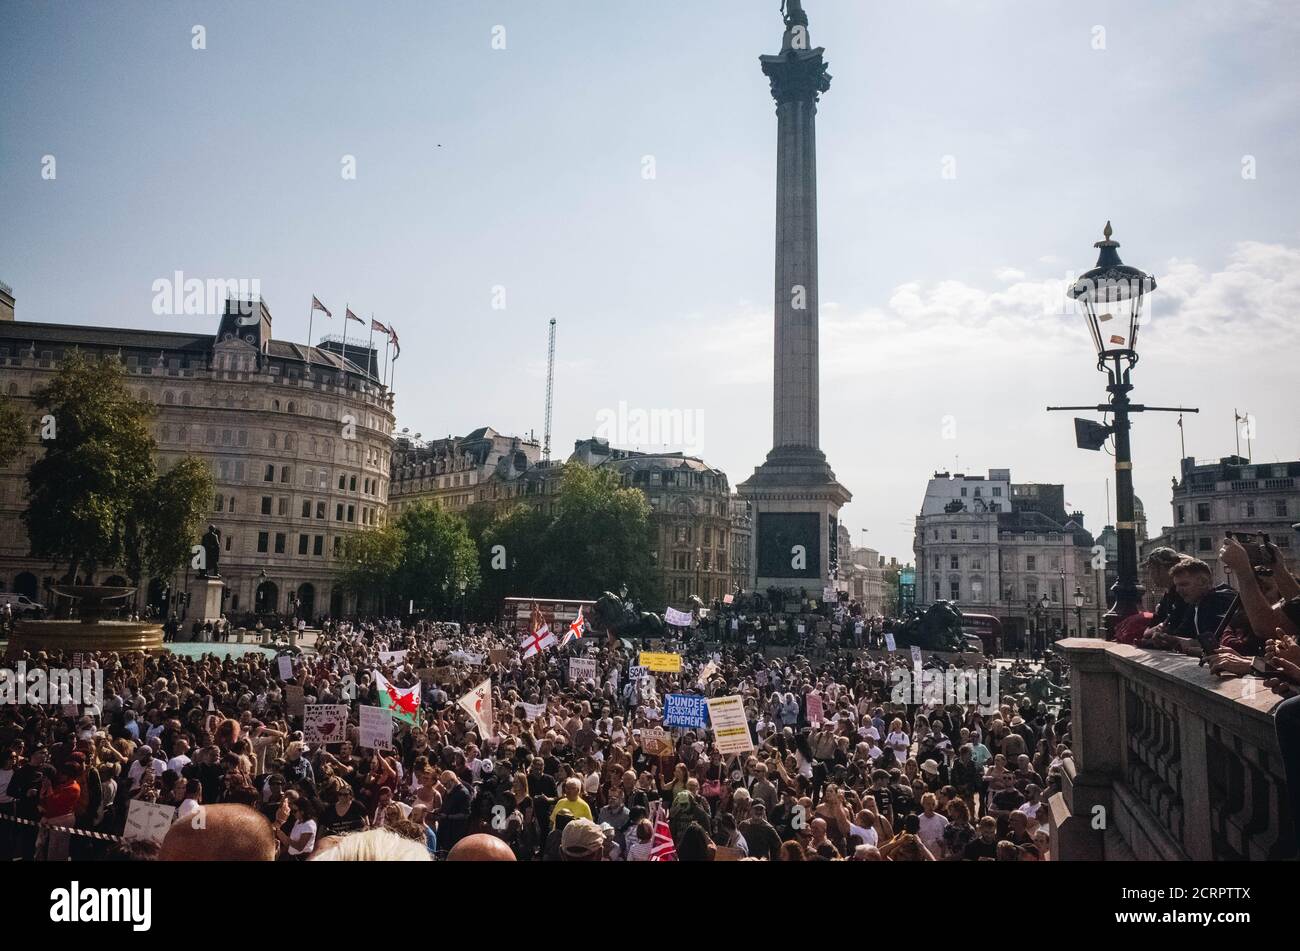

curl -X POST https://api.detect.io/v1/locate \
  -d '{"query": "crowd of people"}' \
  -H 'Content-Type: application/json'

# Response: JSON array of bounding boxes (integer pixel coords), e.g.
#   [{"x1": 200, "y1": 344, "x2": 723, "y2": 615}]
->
[{"x1": 1, "y1": 601, "x2": 1069, "y2": 862}]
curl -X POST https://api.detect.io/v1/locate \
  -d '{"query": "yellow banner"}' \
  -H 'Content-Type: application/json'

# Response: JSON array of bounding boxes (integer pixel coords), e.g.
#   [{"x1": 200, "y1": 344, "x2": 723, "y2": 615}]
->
[{"x1": 639, "y1": 651, "x2": 682, "y2": 673}]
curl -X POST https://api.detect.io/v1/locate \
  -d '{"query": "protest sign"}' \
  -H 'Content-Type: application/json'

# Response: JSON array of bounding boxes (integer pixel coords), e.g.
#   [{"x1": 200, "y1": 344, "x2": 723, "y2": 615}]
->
[
  {"x1": 664, "y1": 606, "x2": 693, "y2": 627},
  {"x1": 520, "y1": 701, "x2": 547, "y2": 722},
  {"x1": 359, "y1": 704, "x2": 393, "y2": 750},
  {"x1": 124, "y1": 801, "x2": 177, "y2": 847},
  {"x1": 706, "y1": 695, "x2": 754, "y2": 754},
  {"x1": 303, "y1": 704, "x2": 349, "y2": 744},
  {"x1": 911, "y1": 645, "x2": 923, "y2": 666},
  {"x1": 641, "y1": 726, "x2": 673, "y2": 756},
  {"x1": 569, "y1": 657, "x2": 599, "y2": 684},
  {"x1": 628, "y1": 665, "x2": 648, "y2": 680},
  {"x1": 284, "y1": 685, "x2": 305, "y2": 717},
  {"x1": 378, "y1": 650, "x2": 408, "y2": 667},
  {"x1": 489, "y1": 649, "x2": 511, "y2": 665},
  {"x1": 696, "y1": 660, "x2": 718, "y2": 688},
  {"x1": 806, "y1": 692, "x2": 824, "y2": 727},
  {"x1": 639, "y1": 651, "x2": 682, "y2": 674},
  {"x1": 277, "y1": 655, "x2": 293, "y2": 681},
  {"x1": 663, "y1": 693, "x2": 709, "y2": 729},
  {"x1": 885, "y1": 632, "x2": 897, "y2": 652}
]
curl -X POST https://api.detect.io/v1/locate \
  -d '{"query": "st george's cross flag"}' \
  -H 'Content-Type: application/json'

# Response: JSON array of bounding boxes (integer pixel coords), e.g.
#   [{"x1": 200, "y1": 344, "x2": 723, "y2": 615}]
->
[
  {"x1": 560, "y1": 606, "x2": 587, "y2": 647},
  {"x1": 372, "y1": 670, "x2": 421, "y2": 726},
  {"x1": 520, "y1": 603, "x2": 557, "y2": 658},
  {"x1": 311, "y1": 296, "x2": 332, "y2": 318},
  {"x1": 457, "y1": 679, "x2": 494, "y2": 738}
]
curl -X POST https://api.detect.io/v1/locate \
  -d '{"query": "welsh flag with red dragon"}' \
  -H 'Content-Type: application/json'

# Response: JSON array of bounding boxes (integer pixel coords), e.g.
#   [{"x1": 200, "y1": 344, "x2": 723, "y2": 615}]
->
[{"x1": 372, "y1": 670, "x2": 421, "y2": 726}]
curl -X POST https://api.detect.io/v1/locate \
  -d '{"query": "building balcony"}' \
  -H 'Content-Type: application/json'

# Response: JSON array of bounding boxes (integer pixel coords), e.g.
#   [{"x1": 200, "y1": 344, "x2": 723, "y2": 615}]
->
[{"x1": 1050, "y1": 638, "x2": 1293, "y2": 861}]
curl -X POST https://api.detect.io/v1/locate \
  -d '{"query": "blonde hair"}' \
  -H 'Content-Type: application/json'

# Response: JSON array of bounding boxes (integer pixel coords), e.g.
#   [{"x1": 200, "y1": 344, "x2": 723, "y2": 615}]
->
[{"x1": 310, "y1": 828, "x2": 431, "y2": 862}]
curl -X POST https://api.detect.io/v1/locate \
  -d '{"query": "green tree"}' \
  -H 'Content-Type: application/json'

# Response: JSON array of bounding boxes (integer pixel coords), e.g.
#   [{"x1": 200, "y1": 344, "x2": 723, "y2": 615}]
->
[
  {"x1": 135, "y1": 457, "x2": 214, "y2": 585},
  {"x1": 340, "y1": 523, "x2": 404, "y2": 613},
  {"x1": 394, "y1": 503, "x2": 479, "y2": 616},
  {"x1": 470, "y1": 464, "x2": 660, "y2": 613},
  {"x1": 23, "y1": 352, "x2": 156, "y2": 583},
  {"x1": 0, "y1": 391, "x2": 26, "y2": 469}
]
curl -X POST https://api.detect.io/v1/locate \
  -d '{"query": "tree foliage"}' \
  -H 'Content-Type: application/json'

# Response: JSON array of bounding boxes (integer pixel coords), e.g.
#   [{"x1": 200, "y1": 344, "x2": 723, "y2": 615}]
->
[
  {"x1": 0, "y1": 391, "x2": 26, "y2": 469},
  {"x1": 476, "y1": 464, "x2": 660, "y2": 611},
  {"x1": 137, "y1": 457, "x2": 214, "y2": 583},
  {"x1": 23, "y1": 352, "x2": 156, "y2": 581},
  {"x1": 339, "y1": 522, "x2": 404, "y2": 612},
  {"x1": 394, "y1": 503, "x2": 480, "y2": 616}
]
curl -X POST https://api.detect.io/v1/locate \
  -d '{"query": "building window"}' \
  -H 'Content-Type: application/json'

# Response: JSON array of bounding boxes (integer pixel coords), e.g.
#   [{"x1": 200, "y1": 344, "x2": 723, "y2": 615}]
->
[
  {"x1": 1026, "y1": 556, "x2": 1036, "y2": 571},
  {"x1": 264, "y1": 464, "x2": 275, "y2": 482},
  {"x1": 280, "y1": 466, "x2": 290, "y2": 483},
  {"x1": 278, "y1": 498, "x2": 289, "y2": 516},
  {"x1": 1177, "y1": 504, "x2": 1186, "y2": 524},
  {"x1": 257, "y1": 532, "x2": 269, "y2": 553},
  {"x1": 261, "y1": 497, "x2": 272, "y2": 516},
  {"x1": 316, "y1": 501, "x2": 326, "y2": 519},
  {"x1": 336, "y1": 503, "x2": 344, "y2": 520},
  {"x1": 933, "y1": 557, "x2": 941, "y2": 570},
  {"x1": 949, "y1": 581, "x2": 960, "y2": 601},
  {"x1": 274, "y1": 533, "x2": 286, "y2": 554},
  {"x1": 950, "y1": 556, "x2": 959, "y2": 570},
  {"x1": 347, "y1": 505, "x2": 355, "y2": 522},
  {"x1": 1276, "y1": 500, "x2": 1289, "y2": 518},
  {"x1": 960, "y1": 487, "x2": 967, "y2": 497},
  {"x1": 1245, "y1": 501, "x2": 1256, "y2": 518},
  {"x1": 301, "y1": 500, "x2": 311, "y2": 518},
  {"x1": 1199, "y1": 537, "x2": 1212, "y2": 551},
  {"x1": 314, "y1": 535, "x2": 324, "y2": 556},
  {"x1": 298, "y1": 534, "x2": 309, "y2": 555},
  {"x1": 950, "y1": 529, "x2": 957, "y2": 540},
  {"x1": 1197, "y1": 502, "x2": 1211, "y2": 522},
  {"x1": 992, "y1": 487, "x2": 1001, "y2": 497},
  {"x1": 972, "y1": 559, "x2": 982, "y2": 570}
]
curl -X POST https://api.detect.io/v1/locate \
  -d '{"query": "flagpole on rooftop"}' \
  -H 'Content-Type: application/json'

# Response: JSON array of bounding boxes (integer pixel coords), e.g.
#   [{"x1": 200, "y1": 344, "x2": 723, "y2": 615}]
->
[
  {"x1": 367, "y1": 314, "x2": 375, "y2": 381},
  {"x1": 306, "y1": 297, "x2": 314, "y2": 369}
]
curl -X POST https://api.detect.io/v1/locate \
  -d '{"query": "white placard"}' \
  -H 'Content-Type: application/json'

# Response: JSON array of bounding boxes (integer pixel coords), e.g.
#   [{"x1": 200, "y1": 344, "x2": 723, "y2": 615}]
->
[
  {"x1": 303, "y1": 704, "x2": 349, "y2": 744},
  {"x1": 378, "y1": 649, "x2": 408, "y2": 667},
  {"x1": 520, "y1": 701, "x2": 547, "y2": 721},
  {"x1": 569, "y1": 657, "x2": 599, "y2": 684},
  {"x1": 910, "y1": 645, "x2": 923, "y2": 666},
  {"x1": 277, "y1": 655, "x2": 294, "y2": 681},
  {"x1": 885, "y1": 632, "x2": 897, "y2": 652},
  {"x1": 359, "y1": 704, "x2": 394, "y2": 750},
  {"x1": 706, "y1": 695, "x2": 754, "y2": 755},
  {"x1": 664, "y1": 606, "x2": 693, "y2": 627},
  {"x1": 124, "y1": 800, "x2": 177, "y2": 847}
]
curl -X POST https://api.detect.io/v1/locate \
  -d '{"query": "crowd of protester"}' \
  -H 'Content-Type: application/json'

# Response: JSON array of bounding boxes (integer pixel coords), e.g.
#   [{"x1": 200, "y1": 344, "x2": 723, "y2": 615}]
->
[{"x1": 1, "y1": 600, "x2": 1071, "y2": 862}]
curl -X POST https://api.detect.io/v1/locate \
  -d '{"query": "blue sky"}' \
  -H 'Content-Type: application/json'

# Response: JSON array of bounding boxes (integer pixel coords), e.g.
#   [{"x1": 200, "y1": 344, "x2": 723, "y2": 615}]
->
[{"x1": 2, "y1": 0, "x2": 1298, "y2": 561}]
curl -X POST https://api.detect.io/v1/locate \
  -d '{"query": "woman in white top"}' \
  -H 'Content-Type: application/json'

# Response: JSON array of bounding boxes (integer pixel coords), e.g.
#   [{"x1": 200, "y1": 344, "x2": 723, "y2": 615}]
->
[
  {"x1": 885, "y1": 718, "x2": 910, "y2": 766},
  {"x1": 276, "y1": 798, "x2": 319, "y2": 859}
]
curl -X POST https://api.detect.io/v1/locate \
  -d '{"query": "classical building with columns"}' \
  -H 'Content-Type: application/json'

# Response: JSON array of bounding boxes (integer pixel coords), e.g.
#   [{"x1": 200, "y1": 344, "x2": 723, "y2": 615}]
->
[
  {"x1": 737, "y1": 0, "x2": 852, "y2": 593},
  {"x1": 0, "y1": 293, "x2": 395, "y2": 621}
]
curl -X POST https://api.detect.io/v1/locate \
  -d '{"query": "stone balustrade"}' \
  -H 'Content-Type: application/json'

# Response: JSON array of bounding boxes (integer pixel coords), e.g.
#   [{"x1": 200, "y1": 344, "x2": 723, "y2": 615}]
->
[{"x1": 1050, "y1": 637, "x2": 1294, "y2": 861}]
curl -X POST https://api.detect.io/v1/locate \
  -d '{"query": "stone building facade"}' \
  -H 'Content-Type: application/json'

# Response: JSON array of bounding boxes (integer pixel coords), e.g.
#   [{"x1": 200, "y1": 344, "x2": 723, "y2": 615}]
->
[
  {"x1": 0, "y1": 296, "x2": 395, "y2": 621},
  {"x1": 913, "y1": 469, "x2": 1101, "y2": 644},
  {"x1": 389, "y1": 432, "x2": 747, "y2": 607},
  {"x1": 1144, "y1": 455, "x2": 1298, "y2": 587}
]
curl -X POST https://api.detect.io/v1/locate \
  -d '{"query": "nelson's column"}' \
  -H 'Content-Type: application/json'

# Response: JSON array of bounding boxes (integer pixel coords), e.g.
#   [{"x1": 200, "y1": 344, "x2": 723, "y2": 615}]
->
[{"x1": 737, "y1": 0, "x2": 852, "y2": 595}]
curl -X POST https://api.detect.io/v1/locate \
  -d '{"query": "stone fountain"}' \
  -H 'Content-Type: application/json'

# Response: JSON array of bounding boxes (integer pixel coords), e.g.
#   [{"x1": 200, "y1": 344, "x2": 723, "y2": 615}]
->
[{"x1": 4, "y1": 584, "x2": 163, "y2": 658}]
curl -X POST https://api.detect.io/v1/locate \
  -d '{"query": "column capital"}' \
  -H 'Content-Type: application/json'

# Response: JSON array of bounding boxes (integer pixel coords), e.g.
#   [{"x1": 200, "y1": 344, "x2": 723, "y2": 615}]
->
[{"x1": 760, "y1": 48, "x2": 831, "y2": 104}]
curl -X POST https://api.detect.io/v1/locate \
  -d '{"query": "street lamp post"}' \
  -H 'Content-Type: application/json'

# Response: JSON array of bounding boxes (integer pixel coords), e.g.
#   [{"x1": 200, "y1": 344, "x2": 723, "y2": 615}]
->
[
  {"x1": 695, "y1": 546, "x2": 702, "y2": 600},
  {"x1": 1050, "y1": 222, "x2": 1197, "y2": 637},
  {"x1": 1073, "y1": 585, "x2": 1085, "y2": 638},
  {"x1": 1059, "y1": 568, "x2": 1067, "y2": 637},
  {"x1": 1037, "y1": 594, "x2": 1050, "y2": 658}
]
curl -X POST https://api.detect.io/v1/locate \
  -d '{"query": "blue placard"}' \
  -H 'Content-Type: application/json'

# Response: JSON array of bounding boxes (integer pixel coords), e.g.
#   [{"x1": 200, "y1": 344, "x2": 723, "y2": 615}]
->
[{"x1": 663, "y1": 693, "x2": 708, "y2": 729}]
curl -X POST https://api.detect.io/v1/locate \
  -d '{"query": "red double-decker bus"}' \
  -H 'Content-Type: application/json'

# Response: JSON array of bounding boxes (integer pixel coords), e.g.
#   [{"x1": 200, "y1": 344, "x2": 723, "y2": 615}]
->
[
  {"x1": 502, "y1": 597, "x2": 596, "y2": 634},
  {"x1": 960, "y1": 613, "x2": 1004, "y2": 655}
]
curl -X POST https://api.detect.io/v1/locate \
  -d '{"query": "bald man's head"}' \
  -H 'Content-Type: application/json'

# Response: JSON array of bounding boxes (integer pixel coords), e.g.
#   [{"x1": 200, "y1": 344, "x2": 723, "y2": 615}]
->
[
  {"x1": 446, "y1": 833, "x2": 517, "y2": 862},
  {"x1": 160, "y1": 804, "x2": 276, "y2": 861}
]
